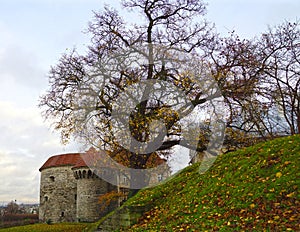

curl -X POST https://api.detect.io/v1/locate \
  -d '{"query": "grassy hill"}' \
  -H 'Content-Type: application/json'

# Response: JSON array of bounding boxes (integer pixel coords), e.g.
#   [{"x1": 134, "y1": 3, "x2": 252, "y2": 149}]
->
[
  {"x1": 116, "y1": 135, "x2": 300, "y2": 231},
  {"x1": 2, "y1": 135, "x2": 299, "y2": 231}
]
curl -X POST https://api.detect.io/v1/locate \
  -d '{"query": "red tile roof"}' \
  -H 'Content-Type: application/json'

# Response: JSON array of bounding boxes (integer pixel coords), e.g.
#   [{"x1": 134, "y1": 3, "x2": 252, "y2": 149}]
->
[
  {"x1": 72, "y1": 150, "x2": 97, "y2": 169},
  {"x1": 146, "y1": 154, "x2": 167, "y2": 167},
  {"x1": 39, "y1": 153, "x2": 82, "y2": 171},
  {"x1": 72, "y1": 147, "x2": 119, "y2": 169},
  {"x1": 40, "y1": 148, "x2": 167, "y2": 171}
]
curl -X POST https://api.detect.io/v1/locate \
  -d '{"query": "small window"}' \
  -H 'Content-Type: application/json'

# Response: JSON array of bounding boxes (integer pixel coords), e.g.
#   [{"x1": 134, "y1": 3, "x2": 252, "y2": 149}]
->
[
  {"x1": 96, "y1": 190, "x2": 101, "y2": 195},
  {"x1": 44, "y1": 196, "x2": 48, "y2": 202},
  {"x1": 75, "y1": 194, "x2": 77, "y2": 201},
  {"x1": 61, "y1": 211, "x2": 64, "y2": 217},
  {"x1": 49, "y1": 176, "x2": 55, "y2": 182},
  {"x1": 158, "y1": 174, "x2": 163, "y2": 182}
]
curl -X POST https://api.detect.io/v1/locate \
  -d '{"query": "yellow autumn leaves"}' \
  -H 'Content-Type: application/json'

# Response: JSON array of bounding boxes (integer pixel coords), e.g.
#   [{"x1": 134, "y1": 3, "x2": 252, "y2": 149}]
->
[{"x1": 275, "y1": 172, "x2": 282, "y2": 178}]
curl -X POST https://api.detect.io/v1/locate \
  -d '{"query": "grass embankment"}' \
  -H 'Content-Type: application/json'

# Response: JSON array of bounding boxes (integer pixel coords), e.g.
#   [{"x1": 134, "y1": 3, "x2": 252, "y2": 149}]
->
[{"x1": 122, "y1": 135, "x2": 299, "y2": 231}]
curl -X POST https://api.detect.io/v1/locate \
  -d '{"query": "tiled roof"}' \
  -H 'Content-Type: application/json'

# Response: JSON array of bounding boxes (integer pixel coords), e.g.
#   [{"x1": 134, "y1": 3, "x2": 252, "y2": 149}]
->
[
  {"x1": 72, "y1": 148, "x2": 99, "y2": 169},
  {"x1": 40, "y1": 148, "x2": 167, "y2": 171},
  {"x1": 146, "y1": 154, "x2": 167, "y2": 167},
  {"x1": 39, "y1": 153, "x2": 82, "y2": 171}
]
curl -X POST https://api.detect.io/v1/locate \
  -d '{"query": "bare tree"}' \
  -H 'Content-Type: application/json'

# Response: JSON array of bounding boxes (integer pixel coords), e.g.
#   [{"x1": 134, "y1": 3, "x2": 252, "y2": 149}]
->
[
  {"x1": 6, "y1": 201, "x2": 18, "y2": 214},
  {"x1": 258, "y1": 21, "x2": 300, "y2": 135},
  {"x1": 209, "y1": 33, "x2": 269, "y2": 148},
  {"x1": 210, "y1": 20, "x2": 300, "y2": 149}
]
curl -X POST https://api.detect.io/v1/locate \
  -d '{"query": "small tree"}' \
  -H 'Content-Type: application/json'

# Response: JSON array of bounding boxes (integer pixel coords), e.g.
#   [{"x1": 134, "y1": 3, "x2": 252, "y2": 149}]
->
[
  {"x1": 6, "y1": 201, "x2": 18, "y2": 214},
  {"x1": 98, "y1": 191, "x2": 126, "y2": 214}
]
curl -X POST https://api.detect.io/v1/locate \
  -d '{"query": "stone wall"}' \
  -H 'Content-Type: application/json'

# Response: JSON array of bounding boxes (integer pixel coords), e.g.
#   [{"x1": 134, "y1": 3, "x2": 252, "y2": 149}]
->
[
  {"x1": 148, "y1": 162, "x2": 171, "y2": 186},
  {"x1": 75, "y1": 168, "x2": 118, "y2": 222},
  {"x1": 96, "y1": 205, "x2": 150, "y2": 231},
  {"x1": 39, "y1": 166, "x2": 77, "y2": 223}
]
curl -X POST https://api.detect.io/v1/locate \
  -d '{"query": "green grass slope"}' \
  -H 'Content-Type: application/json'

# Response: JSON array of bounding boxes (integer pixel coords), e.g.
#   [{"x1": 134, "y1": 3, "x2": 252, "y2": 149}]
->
[{"x1": 123, "y1": 135, "x2": 300, "y2": 231}]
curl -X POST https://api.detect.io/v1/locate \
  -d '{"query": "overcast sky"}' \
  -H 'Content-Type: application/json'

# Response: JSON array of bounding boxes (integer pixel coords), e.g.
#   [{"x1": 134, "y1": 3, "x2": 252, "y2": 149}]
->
[{"x1": 0, "y1": 0, "x2": 299, "y2": 204}]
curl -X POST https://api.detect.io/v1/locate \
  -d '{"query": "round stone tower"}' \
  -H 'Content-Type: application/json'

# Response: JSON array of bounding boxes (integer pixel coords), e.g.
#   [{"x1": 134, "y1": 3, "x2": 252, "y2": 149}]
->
[
  {"x1": 39, "y1": 148, "x2": 170, "y2": 223},
  {"x1": 39, "y1": 150, "x2": 120, "y2": 223},
  {"x1": 72, "y1": 151, "x2": 118, "y2": 222},
  {"x1": 39, "y1": 153, "x2": 80, "y2": 223}
]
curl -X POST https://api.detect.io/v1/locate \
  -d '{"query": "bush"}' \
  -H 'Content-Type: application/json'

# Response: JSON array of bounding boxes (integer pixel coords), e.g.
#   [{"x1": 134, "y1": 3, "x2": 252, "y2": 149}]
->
[
  {"x1": 46, "y1": 219, "x2": 52, "y2": 225},
  {"x1": 1, "y1": 214, "x2": 38, "y2": 222}
]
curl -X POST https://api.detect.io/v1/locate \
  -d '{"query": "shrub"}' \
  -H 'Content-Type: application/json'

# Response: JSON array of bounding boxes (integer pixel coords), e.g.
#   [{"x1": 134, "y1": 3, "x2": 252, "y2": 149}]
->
[{"x1": 46, "y1": 219, "x2": 52, "y2": 225}]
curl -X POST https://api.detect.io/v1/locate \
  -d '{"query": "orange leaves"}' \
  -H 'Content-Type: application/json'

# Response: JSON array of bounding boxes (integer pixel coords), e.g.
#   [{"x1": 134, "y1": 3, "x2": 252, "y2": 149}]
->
[
  {"x1": 98, "y1": 191, "x2": 125, "y2": 212},
  {"x1": 286, "y1": 192, "x2": 295, "y2": 198}
]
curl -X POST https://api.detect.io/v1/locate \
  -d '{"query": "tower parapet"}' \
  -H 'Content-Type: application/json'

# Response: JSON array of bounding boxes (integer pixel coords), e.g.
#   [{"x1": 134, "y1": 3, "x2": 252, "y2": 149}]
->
[{"x1": 72, "y1": 166, "x2": 118, "y2": 222}]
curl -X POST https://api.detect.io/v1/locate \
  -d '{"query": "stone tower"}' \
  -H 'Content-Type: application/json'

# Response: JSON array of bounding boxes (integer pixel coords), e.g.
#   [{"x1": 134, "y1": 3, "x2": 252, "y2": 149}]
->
[
  {"x1": 39, "y1": 153, "x2": 80, "y2": 222},
  {"x1": 39, "y1": 152, "x2": 118, "y2": 223},
  {"x1": 72, "y1": 152, "x2": 118, "y2": 222},
  {"x1": 39, "y1": 148, "x2": 171, "y2": 223}
]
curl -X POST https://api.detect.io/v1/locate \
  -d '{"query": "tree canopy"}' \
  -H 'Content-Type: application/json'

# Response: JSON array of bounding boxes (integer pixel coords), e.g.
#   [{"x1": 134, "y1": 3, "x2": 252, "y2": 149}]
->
[
  {"x1": 40, "y1": 0, "x2": 224, "y2": 170},
  {"x1": 210, "y1": 21, "x2": 300, "y2": 146}
]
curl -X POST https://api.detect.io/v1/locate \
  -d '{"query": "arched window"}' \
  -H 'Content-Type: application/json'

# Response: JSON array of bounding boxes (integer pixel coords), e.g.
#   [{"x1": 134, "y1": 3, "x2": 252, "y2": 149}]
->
[
  {"x1": 49, "y1": 176, "x2": 55, "y2": 182},
  {"x1": 88, "y1": 170, "x2": 92, "y2": 178},
  {"x1": 83, "y1": 170, "x2": 86, "y2": 178}
]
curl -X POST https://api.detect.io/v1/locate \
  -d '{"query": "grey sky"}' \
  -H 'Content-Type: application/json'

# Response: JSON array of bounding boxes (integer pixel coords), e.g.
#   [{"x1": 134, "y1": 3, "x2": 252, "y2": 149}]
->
[{"x1": 0, "y1": 0, "x2": 299, "y2": 204}]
